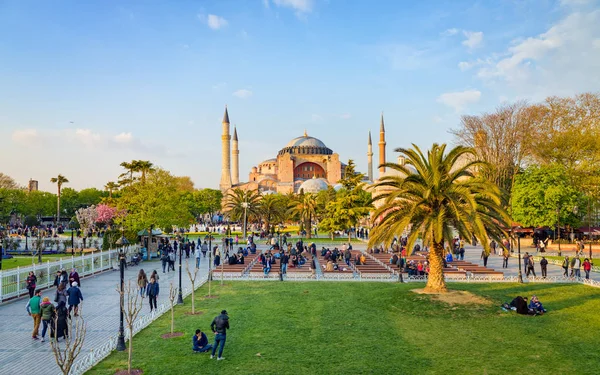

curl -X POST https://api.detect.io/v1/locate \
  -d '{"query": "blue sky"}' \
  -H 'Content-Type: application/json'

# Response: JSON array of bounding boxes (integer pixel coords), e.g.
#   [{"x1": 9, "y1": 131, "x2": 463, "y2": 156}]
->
[{"x1": 1, "y1": 0, "x2": 599, "y2": 191}]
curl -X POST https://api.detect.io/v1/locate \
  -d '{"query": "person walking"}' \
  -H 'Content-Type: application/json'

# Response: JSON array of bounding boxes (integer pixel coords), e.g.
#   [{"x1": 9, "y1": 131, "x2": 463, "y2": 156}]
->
[
  {"x1": 562, "y1": 256, "x2": 570, "y2": 277},
  {"x1": 201, "y1": 241, "x2": 208, "y2": 258},
  {"x1": 40, "y1": 297, "x2": 55, "y2": 342},
  {"x1": 526, "y1": 256, "x2": 536, "y2": 277},
  {"x1": 147, "y1": 276, "x2": 159, "y2": 312},
  {"x1": 54, "y1": 282, "x2": 68, "y2": 305},
  {"x1": 210, "y1": 310, "x2": 230, "y2": 360},
  {"x1": 195, "y1": 245, "x2": 202, "y2": 269},
  {"x1": 523, "y1": 253, "x2": 530, "y2": 274},
  {"x1": 54, "y1": 301, "x2": 69, "y2": 341},
  {"x1": 168, "y1": 250, "x2": 176, "y2": 272},
  {"x1": 502, "y1": 249, "x2": 509, "y2": 269},
  {"x1": 69, "y1": 268, "x2": 81, "y2": 287},
  {"x1": 572, "y1": 256, "x2": 582, "y2": 278},
  {"x1": 540, "y1": 256, "x2": 548, "y2": 278},
  {"x1": 137, "y1": 269, "x2": 148, "y2": 297},
  {"x1": 26, "y1": 271, "x2": 37, "y2": 298},
  {"x1": 161, "y1": 248, "x2": 168, "y2": 273},
  {"x1": 26, "y1": 289, "x2": 42, "y2": 340},
  {"x1": 480, "y1": 250, "x2": 489, "y2": 267},
  {"x1": 67, "y1": 281, "x2": 84, "y2": 316},
  {"x1": 583, "y1": 258, "x2": 592, "y2": 279},
  {"x1": 280, "y1": 251, "x2": 289, "y2": 274}
]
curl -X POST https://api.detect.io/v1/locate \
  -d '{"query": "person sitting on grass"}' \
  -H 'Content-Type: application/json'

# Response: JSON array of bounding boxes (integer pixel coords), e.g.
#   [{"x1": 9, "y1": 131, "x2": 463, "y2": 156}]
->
[
  {"x1": 509, "y1": 296, "x2": 529, "y2": 315},
  {"x1": 193, "y1": 329, "x2": 213, "y2": 353},
  {"x1": 528, "y1": 295, "x2": 547, "y2": 314}
]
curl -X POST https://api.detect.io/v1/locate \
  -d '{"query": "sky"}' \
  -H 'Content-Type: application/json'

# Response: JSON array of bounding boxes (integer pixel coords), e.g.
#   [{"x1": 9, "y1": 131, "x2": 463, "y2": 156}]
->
[{"x1": 1, "y1": 0, "x2": 599, "y2": 192}]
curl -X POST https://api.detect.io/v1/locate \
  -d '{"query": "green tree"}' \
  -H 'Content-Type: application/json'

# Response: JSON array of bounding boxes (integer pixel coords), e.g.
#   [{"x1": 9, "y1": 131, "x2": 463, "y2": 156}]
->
[
  {"x1": 511, "y1": 164, "x2": 583, "y2": 228},
  {"x1": 50, "y1": 174, "x2": 69, "y2": 223},
  {"x1": 340, "y1": 159, "x2": 364, "y2": 190},
  {"x1": 288, "y1": 192, "x2": 317, "y2": 238},
  {"x1": 223, "y1": 188, "x2": 262, "y2": 237},
  {"x1": 114, "y1": 169, "x2": 193, "y2": 232},
  {"x1": 77, "y1": 188, "x2": 106, "y2": 207},
  {"x1": 320, "y1": 188, "x2": 372, "y2": 241},
  {"x1": 104, "y1": 181, "x2": 119, "y2": 199},
  {"x1": 0, "y1": 173, "x2": 20, "y2": 189},
  {"x1": 260, "y1": 193, "x2": 286, "y2": 233},
  {"x1": 369, "y1": 144, "x2": 509, "y2": 293}
]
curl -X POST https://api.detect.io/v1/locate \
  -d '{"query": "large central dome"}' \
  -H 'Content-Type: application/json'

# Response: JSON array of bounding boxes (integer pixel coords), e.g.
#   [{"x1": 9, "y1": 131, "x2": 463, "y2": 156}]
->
[{"x1": 278, "y1": 132, "x2": 333, "y2": 156}]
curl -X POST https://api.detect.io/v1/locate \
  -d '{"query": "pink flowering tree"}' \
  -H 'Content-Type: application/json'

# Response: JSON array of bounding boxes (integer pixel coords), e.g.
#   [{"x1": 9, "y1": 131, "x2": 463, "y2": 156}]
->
[{"x1": 96, "y1": 204, "x2": 117, "y2": 225}]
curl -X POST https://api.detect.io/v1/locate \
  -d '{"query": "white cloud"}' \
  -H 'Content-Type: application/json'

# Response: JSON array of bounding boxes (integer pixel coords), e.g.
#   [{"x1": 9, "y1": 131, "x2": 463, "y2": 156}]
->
[
  {"x1": 441, "y1": 28, "x2": 459, "y2": 37},
  {"x1": 233, "y1": 89, "x2": 253, "y2": 99},
  {"x1": 474, "y1": 10, "x2": 600, "y2": 97},
  {"x1": 437, "y1": 89, "x2": 482, "y2": 112},
  {"x1": 462, "y1": 31, "x2": 484, "y2": 49},
  {"x1": 114, "y1": 132, "x2": 133, "y2": 143},
  {"x1": 560, "y1": 0, "x2": 594, "y2": 6},
  {"x1": 75, "y1": 128, "x2": 102, "y2": 147},
  {"x1": 340, "y1": 113, "x2": 352, "y2": 119},
  {"x1": 458, "y1": 61, "x2": 473, "y2": 71},
  {"x1": 311, "y1": 114, "x2": 323, "y2": 122},
  {"x1": 198, "y1": 14, "x2": 228, "y2": 30},
  {"x1": 265, "y1": 0, "x2": 313, "y2": 14}
]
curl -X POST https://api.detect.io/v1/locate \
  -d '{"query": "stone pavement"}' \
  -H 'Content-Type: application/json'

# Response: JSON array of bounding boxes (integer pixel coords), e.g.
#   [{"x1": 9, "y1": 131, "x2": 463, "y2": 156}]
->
[{"x1": 0, "y1": 253, "x2": 211, "y2": 375}]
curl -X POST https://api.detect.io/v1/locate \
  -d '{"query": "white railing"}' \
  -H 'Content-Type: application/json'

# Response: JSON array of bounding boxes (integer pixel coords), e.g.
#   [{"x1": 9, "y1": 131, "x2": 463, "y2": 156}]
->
[
  {"x1": 0, "y1": 249, "x2": 124, "y2": 302},
  {"x1": 69, "y1": 276, "x2": 208, "y2": 375}
]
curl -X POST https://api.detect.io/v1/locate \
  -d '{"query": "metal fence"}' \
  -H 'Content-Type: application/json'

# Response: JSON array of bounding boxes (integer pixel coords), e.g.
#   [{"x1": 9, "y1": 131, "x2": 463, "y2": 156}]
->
[{"x1": 0, "y1": 249, "x2": 121, "y2": 302}]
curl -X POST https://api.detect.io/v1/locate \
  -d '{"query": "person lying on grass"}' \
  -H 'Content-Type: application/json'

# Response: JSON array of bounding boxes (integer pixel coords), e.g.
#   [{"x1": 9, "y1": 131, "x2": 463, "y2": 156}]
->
[{"x1": 503, "y1": 296, "x2": 546, "y2": 316}]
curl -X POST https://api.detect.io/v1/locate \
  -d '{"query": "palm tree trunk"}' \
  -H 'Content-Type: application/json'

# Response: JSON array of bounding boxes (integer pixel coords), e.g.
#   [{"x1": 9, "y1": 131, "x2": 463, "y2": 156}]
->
[
  {"x1": 424, "y1": 242, "x2": 447, "y2": 293},
  {"x1": 306, "y1": 214, "x2": 312, "y2": 239},
  {"x1": 56, "y1": 187, "x2": 61, "y2": 225}
]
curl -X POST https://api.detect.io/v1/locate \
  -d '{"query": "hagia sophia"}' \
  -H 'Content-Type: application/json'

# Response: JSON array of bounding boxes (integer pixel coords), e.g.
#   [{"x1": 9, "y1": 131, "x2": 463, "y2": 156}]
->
[{"x1": 218, "y1": 106, "x2": 392, "y2": 195}]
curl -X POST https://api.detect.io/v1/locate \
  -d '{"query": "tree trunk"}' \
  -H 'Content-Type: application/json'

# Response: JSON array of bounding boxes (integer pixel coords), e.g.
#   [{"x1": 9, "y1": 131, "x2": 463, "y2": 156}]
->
[
  {"x1": 424, "y1": 242, "x2": 447, "y2": 293},
  {"x1": 128, "y1": 324, "x2": 133, "y2": 374},
  {"x1": 191, "y1": 285, "x2": 195, "y2": 314},
  {"x1": 306, "y1": 215, "x2": 312, "y2": 239},
  {"x1": 57, "y1": 188, "x2": 61, "y2": 224},
  {"x1": 170, "y1": 307, "x2": 174, "y2": 334}
]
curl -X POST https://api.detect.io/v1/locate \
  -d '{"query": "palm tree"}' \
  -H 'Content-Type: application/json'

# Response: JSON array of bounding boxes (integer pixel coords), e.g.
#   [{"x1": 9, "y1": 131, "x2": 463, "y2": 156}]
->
[
  {"x1": 136, "y1": 160, "x2": 155, "y2": 183},
  {"x1": 104, "y1": 181, "x2": 119, "y2": 198},
  {"x1": 369, "y1": 144, "x2": 509, "y2": 293},
  {"x1": 50, "y1": 174, "x2": 69, "y2": 225},
  {"x1": 288, "y1": 192, "x2": 317, "y2": 238},
  {"x1": 260, "y1": 193, "x2": 285, "y2": 233},
  {"x1": 223, "y1": 188, "x2": 262, "y2": 238},
  {"x1": 119, "y1": 161, "x2": 136, "y2": 186}
]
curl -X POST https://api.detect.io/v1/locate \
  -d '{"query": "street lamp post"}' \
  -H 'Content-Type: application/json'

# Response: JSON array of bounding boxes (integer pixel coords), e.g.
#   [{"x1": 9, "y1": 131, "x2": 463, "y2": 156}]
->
[
  {"x1": 589, "y1": 198, "x2": 593, "y2": 261},
  {"x1": 556, "y1": 207, "x2": 561, "y2": 255},
  {"x1": 242, "y1": 201, "x2": 249, "y2": 240},
  {"x1": 37, "y1": 232, "x2": 42, "y2": 264},
  {"x1": 208, "y1": 230, "x2": 212, "y2": 281},
  {"x1": 177, "y1": 236, "x2": 184, "y2": 304},
  {"x1": 25, "y1": 228, "x2": 29, "y2": 252},
  {"x1": 115, "y1": 232, "x2": 129, "y2": 352},
  {"x1": 517, "y1": 234, "x2": 523, "y2": 283}
]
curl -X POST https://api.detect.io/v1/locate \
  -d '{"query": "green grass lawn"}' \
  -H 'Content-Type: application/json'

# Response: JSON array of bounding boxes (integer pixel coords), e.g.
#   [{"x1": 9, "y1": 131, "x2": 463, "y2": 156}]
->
[
  {"x1": 89, "y1": 281, "x2": 600, "y2": 375},
  {"x1": 0, "y1": 254, "x2": 68, "y2": 270}
]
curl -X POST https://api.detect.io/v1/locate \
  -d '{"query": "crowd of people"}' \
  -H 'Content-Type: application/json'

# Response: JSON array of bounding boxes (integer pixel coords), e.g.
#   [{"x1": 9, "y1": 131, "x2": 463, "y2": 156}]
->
[{"x1": 26, "y1": 267, "x2": 84, "y2": 342}]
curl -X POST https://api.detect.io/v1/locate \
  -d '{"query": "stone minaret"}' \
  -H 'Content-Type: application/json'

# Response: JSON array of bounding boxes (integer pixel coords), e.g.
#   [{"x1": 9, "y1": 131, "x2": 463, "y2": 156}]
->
[
  {"x1": 379, "y1": 112, "x2": 386, "y2": 176},
  {"x1": 219, "y1": 106, "x2": 232, "y2": 192},
  {"x1": 367, "y1": 131, "x2": 373, "y2": 181},
  {"x1": 232, "y1": 125, "x2": 239, "y2": 185}
]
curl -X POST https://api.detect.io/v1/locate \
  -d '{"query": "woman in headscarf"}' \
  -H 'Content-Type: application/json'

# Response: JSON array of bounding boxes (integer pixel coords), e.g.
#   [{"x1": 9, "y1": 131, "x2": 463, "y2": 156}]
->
[
  {"x1": 54, "y1": 301, "x2": 69, "y2": 341},
  {"x1": 26, "y1": 271, "x2": 37, "y2": 298},
  {"x1": 55, "y1": 282, "x2": 68, "y2": 305},
  {"x1": 69, "y1": 268, "x2": 81, "y2": 287}
]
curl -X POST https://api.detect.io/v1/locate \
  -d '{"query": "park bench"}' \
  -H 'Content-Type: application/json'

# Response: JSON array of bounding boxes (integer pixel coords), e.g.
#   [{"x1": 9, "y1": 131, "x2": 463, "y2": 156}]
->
[{"x1": 469, "y1": 270, "x2": 504, "y2": 279}]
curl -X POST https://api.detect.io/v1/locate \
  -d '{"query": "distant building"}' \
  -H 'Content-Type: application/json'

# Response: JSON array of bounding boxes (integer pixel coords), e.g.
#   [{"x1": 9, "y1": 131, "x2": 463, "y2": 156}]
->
[{"x1": 28, "y1": 179, "x2": 38, "y2": 192}]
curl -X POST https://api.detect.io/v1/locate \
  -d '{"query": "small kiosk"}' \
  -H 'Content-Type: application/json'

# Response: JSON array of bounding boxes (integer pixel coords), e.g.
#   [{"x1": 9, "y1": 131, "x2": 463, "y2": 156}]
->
[{"x1": 138, "y1": 229, "x2": 164, "y2": 259}]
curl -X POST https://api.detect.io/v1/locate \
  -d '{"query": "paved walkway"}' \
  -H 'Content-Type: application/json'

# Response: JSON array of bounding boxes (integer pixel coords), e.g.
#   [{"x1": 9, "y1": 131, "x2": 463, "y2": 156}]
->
[
  {"x1": 0, "y1": 253, "x2": 211, "y2": 375},
  {"x1": 461, "y1": 245, "x2": 600, "y2": 281}
]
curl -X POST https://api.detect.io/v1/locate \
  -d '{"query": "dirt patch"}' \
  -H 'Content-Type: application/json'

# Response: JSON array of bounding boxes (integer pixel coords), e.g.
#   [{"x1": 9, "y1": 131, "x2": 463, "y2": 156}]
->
[
  {"x1": 161, "y1": 332, "x2": 184, "y2": 339},
  {"x1": 185, "y1": 311, "x2": 204, "y2": 316},
  {"x1": 203, "y1": 295, "x2": 219, "y2": 299},
  {"x1": 412, "y1": 289, "x2": 493, "y2": 306},
  {"x1": 115, "y1": 369, "x2": 143, "y2": 375}
]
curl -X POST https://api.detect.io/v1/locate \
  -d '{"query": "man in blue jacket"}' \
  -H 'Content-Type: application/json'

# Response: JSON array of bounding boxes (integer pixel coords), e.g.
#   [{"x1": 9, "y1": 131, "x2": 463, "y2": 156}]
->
[
  {"x1": 67, "y1": 281, "x2": 83, "y2": 316},
  {"x1": 193, "y1": 329, "x2": 212, "y2": 352}
]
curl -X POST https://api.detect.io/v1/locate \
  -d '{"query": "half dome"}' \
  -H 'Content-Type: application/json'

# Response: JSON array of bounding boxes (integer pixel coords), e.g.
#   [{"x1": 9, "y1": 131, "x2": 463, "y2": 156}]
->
[{"x1": 299, "y1": 176, "x2": 329, "y2": 194}]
